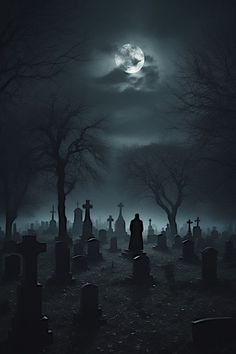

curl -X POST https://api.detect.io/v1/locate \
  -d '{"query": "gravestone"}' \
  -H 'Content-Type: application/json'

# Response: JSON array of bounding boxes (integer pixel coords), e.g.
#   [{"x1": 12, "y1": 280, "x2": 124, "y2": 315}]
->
[
  {"x1": 153, "y1": 233, "x2": 168, "y2": 251},
  {"x1": 49, "y1": 241, "x2": 73, "y2": 284},
  {"x1": 7, "y1": 235, "x2": 52, "y2": 352},
  {"x1": 107, "y1": 215, "x2": 114, "y2": 238},
  {"x1": 132, "y1": 254, "x2": 153, "y2": 284},
  {"x1": 72, "y1": 202, "x2": 83, "y2": 238},
  {"x1": 73, "y1": 283, "x2": 105, "y2": 328},
  {"x1": 72, "y1": 255, "x2": 88, "y2": 272},
  {"x1": 192, "y1": 317, "x2": 236, "y2": 350},
  {"x1": 48, "y1": 205, "x2": 57, "y2": 235},
  {"x1": 173, "y1": 234, "x2": 182, "y2": 249},
  {"x1": 181, "y1": 239, "x2": 198, "y2": 262},
  {"x1": 114, "y1": 202, "x2": 127, "y2": 239},
  {"x1": 223, "y1": 240, "x2": 235, "y2": 264},
  {"x1": 201, "y1": 247, "x2": 218, "y2": 282},
  {"x1": 108, "y1": 237, "x2": 121, "y2": 252},
  {"x1": 73, "y1": 239, "x2": 84, "y2": 255},
  {"x1": 147, "y1": 219, "x2": 157, "y2": 243},
  {"x1": 98, "y1": 229, "x2": 107, "y2": 244},
  {"x1": 193, "y1": 217, "x2": 202, "y2": 242},
  {"x1": 87, "y1": 237, "x2": 102, "y2": 261},
  {"x1": 81, "y1": 200, "x2": 93, "y2": 242},
  {"x1": 3, "y1": 254, "x2": 21, "y2": 281}
]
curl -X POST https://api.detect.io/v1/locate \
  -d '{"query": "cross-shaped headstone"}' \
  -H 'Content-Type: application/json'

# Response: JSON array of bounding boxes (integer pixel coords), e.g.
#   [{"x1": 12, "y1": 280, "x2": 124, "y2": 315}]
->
[
  {"x1": 83, "y1": 200, "x2": 93, "y2": 219},
  {"x1": 117, "y1": 202, "x2": 124, "y2": 216},
  {"x1": 50, "y1": 205, "x2": 55, "y2": 221},
  {"x1": 187, "y1": 219, "x2": 193, "y2": 234},
  {"x1": 195, "y1": 217, "x2": 200, "y2": 227},
  {"x1": 107, "y1": 215, "x2": 114, "y2": 229},
  {"x1": 17, "y1": 235, "x2": 46, "y2": 285}
]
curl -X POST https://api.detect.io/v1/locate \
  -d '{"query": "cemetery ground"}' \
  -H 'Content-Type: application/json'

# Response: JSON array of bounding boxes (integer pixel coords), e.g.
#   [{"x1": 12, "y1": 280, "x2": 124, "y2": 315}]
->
[{"x1": 0, "y1": 237, "x2": 236, "y2": 354}]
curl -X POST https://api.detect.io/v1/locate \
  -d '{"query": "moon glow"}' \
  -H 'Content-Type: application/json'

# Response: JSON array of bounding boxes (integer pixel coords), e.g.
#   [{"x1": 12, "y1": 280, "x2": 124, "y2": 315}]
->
[{"x1": 115, "y1": 43, "x2": 145, "y2": 74}]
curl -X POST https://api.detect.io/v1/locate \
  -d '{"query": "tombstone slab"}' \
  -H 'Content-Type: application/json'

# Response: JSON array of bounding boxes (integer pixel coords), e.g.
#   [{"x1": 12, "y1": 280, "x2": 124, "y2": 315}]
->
[
  {"x1": 87, "y1": 237, "x2": 103, "y2": 262},
  {"x1": 108, "y1": 237, "x2": 121, "y2": 252},
  {"x1": 153, "y1": 233, "x2": 168, "y2": 251},
  {"x1": 72, "y1": 255, "x2": 88, "y2": 272},
  {"x1": 7, "y1": 235, "x2": 52, "y2": 352},
  {"x1": 201, "y1": 247, "x2": 218, "y2": 283},
  {"x1": 132, "y1": 254, "x2": 153, "y2": 284},
  {"x1": 48, "y1": 241, "x2": 74, "y2": 285},
  {"x1": 73, "y1": 283, "x2": 106, "y2": 328}
]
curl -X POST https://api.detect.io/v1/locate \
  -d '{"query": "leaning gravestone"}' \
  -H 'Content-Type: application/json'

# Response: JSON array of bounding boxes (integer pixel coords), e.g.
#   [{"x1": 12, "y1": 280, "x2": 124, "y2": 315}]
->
[
  {"x1": 7, "y1": 235, "x2": 52, "y2": 352},
  {"x1": 132, "y1": 254, "x2": 153, "y2": 284},
  {"x1": 201, "y1": 247, "x2": 218, "y2": 283},
  {"x1": 73, "y1": 283, "x2": 105, "y2": 328},
  {"x1": 2, "y1": 254, "x2": 21, "y2": 281},
  {"x1": 87, "y1": 237, "x2": 102, "y2": 262}
]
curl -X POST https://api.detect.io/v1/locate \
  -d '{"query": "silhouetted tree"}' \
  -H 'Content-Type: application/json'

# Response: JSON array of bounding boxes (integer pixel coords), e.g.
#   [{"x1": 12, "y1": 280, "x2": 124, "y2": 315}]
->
[
  {"x1": 35, "y1": 98, "x2": 107, "y2": 240},
  {"x1": 175, "y1": 29, "x2": 236, "y2": 170},
  {"x1": 123, "y1": 144, "x2": 191, "y2": 235},
  {"x1": 0, "y1": 115, "x2": 37, "y2": 239}
]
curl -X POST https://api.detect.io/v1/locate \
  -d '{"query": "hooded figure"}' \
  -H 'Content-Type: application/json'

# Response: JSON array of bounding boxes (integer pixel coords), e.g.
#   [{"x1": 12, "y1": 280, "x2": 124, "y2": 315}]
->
[{"x1": 128, "y1": 213, "x2": 144, "y2": 253}]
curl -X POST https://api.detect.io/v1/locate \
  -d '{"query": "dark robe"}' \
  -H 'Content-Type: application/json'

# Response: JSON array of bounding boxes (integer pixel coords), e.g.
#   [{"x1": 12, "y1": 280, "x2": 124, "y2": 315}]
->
[{"x1": 129, "y1": 217, "x2": 144, "y2": 252}]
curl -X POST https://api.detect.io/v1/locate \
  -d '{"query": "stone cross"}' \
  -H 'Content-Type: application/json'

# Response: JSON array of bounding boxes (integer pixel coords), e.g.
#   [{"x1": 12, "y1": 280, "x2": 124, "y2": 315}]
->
[
  {"x1": 83, "y1": 200, "x2": 93, "y2": 221},
  {"x1": 195, "y1": 217, "x2": 200, "y2": 227},
  {"x1": 17, "y1": 235, "x2": 46, "y2": 285},
  {"x1": 50, "y1": 205, "x2": 55, "y2": 221},
  {"x1": 187, "y1": 219, "x2": 193, "y2": 234},
  {"x1": 107, "y1": 215, "x2": 114, "y2": 230},
  {"x1": 117, "y1": 202, "x2": 124, "y2": 216}
]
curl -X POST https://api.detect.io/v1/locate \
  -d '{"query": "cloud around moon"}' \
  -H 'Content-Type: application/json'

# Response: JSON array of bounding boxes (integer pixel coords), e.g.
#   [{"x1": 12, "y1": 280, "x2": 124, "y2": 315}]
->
[{"x1": 95, "y1": 54, "x2": 160, "y2": 92}]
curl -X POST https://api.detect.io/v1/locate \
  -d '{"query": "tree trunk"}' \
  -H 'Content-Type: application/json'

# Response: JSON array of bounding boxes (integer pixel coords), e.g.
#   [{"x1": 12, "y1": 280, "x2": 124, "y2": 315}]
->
[
  {"x1": 57, "y1": 162, "x2": 68, "y2": 239},
  {"x1": 168, "y1": 212, "x2": 178, "y2": 236}
]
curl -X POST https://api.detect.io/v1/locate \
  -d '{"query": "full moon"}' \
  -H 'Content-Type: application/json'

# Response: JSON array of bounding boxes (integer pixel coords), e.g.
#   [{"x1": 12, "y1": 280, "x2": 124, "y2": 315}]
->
[{"x1": 115, "y1": 43, "x2": 145, "y2": 74}]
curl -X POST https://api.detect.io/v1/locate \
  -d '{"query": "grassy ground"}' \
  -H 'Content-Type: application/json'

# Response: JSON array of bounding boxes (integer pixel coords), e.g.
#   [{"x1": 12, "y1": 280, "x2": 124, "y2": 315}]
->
[{"x1": 0, "y1": 236, "x2": 236, "y2": 354}]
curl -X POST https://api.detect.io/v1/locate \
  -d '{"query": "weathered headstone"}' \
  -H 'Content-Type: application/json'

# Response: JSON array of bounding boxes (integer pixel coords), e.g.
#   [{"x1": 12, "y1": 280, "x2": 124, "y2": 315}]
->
[
  {"x1": 73, "y1": 239, "x2": 84, "y2": 255},
  {"x1": 107, "y1": 215, "x2": 114, "y2": 238},
  {"x1": 72, "y1": 202, "x2": 83, "y2": 238},
  {"x1": 181, "y1": 239, "x2": 198, "y2": 262},
  {"x1": 132, "y1": 254, "x2": 153, "y2": 284},
  {"x1": 7, "y1": 235, "x2": 52, "y2": 352},
  {"x1": 147, "y1": 219, "x2": 157, "y2": 243},
  {"x1": 81, "y1": 200, "x2": 93, "y2": 242},
  {"x1": 108, "y1": 237, "x2": 120, "y2": 252},
  {"x1": 73, "y1": 283, "x2": 105, "y2": 328},
  {"x1": 49, "y1": 241, "x2": 73, "y2": 284},
  {"x1": 114, "y1": 202, "x2": 127, "y2": 239},
  {"x1": 87, "y1": 237, "x2": 102, "y2": 261},
  {"x1": 173, "y1": 234, "x2": 182, "y2": 249},
  {"x1": 72, "y1": 255, "x2": 88, "y2": 272},
  {"x1": 3, "y1": 254, "x2": 21, "y2": 281},
  {"x1": 153, "y1": 233, "x2": 168, "y2": 251},
  {"x1": 201, "y1": 247, "x2": 218, "y2": 282},
  {"x1": 98, "y1": 229, "x2": 107, "y2": 244}
]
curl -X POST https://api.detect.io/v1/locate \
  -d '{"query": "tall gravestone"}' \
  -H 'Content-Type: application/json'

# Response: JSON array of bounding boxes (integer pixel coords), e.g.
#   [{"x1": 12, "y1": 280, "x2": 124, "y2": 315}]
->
[
  {"x1": 72, "y1": 202, "x2": 83, "y2": 238},
  {"x1": 81, "y1": 200, "x2": 93, "y2": 243},
  {"x1": 107, "y1": 215, "x2": 114, "y2": 238},
  {"x1": 7, "y1": 235, "x2": 52, "y2": 352},
  {"x1": 181, "y1": 239, "x2": 198, "y2": 262},
  {"x1": 153, "y1": 232, "x2": 168, "y2": 251},
  {"x1": 147, "y1": 219, "x2": 156, "y2": 243},
  {"x1": 74, "y1": 283, "x2": 105, "y2": 328},
  {"x1": 115, "y1": 203, "x2": 127, "y2": 239},
  {"x1": 49, "y1": 241, "x2": 73, "y2": 284}
]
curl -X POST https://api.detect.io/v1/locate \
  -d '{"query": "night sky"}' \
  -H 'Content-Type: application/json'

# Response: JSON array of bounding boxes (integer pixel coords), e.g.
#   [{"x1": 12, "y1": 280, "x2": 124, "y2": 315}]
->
[{"x1": 1, "y1": 0, "x2": 236, "y2": 229}]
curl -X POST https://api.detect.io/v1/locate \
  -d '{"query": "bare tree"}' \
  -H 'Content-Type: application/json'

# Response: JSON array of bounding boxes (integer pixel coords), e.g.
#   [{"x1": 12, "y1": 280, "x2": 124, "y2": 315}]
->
[
  {"x1": 174, "y1": 28, "x2": 236, "y2": 169},
  {"x1": 35, "y1": 98, "x2": 107, "y2": 240},
  {"x1": 122, "y1": 144, "x2": 190, "y2": 235},
  {"x1": 0, "y1": 115, "x2": 38, "y2": 239}
]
